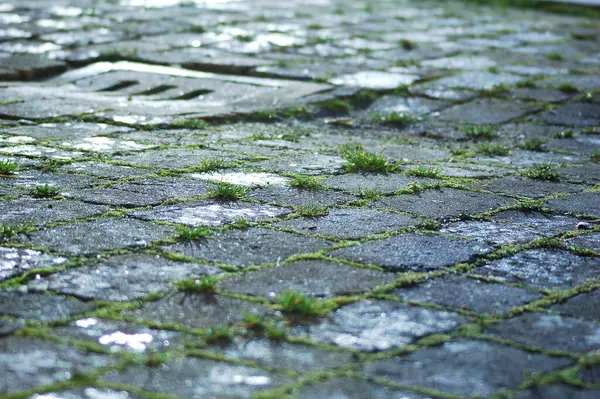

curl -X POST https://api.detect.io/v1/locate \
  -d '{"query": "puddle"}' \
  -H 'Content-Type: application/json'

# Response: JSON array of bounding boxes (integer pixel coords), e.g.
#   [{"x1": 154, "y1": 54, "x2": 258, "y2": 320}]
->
[{"x1": 188, "y1": 171, "x2": 290, "y2": 187}]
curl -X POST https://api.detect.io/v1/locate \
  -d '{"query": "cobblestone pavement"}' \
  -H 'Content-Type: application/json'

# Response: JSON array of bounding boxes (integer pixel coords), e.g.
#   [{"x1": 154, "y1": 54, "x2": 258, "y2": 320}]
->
[{"x1": 0, "y1": 0, "x2": 599, "y2": 398}]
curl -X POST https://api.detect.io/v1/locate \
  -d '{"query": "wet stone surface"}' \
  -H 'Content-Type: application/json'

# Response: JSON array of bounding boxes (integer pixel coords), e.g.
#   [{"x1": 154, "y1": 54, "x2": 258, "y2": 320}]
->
[{"x1": 1, "y1": 0, "x2": 600, "y2": 397}]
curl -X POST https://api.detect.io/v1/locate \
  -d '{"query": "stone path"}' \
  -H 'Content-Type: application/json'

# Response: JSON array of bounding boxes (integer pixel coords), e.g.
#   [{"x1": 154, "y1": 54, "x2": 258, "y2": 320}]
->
[{"x1": 0, "y1": 0, "x2": 599, "y2": 398}]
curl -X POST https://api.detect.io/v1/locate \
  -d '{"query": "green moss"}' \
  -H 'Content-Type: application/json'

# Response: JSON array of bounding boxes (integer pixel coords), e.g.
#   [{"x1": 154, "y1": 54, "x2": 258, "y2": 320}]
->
[
  {"x1": 558, "y1": 82, "x2": 579, "y2": 93},
  {"x1": 289, "y1": 175, "x2": 324, "y2": 190},
  {"x1": 31, "y1": 184, "x2": 59, "y2": 198},
  {"x1": 207, "y1": 182, "x2": 248, "y2": 201},
  {"x1": 316, "y1": 99, "x2": 353, "y2": 114},
  {"x1": 406, "y1": 166, "x2": 442, "y2": 178},
  {"x1": 460, "y1": 124, "x2": 497, "y2": 140},
  {"x1": 546, "y1": 52, "x2": 565, "y2": 61},
  {"x1": 371, "y1": 112, "x2": 417, "y2": 127},
  {"x1": 475, "y1": 143, "x2": 510, "y2": 156},
  {"x1": 170, "y1": 118, "x2": 208, "y2": 129},
  {"x1": 278, "y1": 290, "x2": 329, "y2": 316},
  {"x1": 521, "y1": 164, "x2": 560, "y2": 181},
  {"x1": 295, "y1": 204, "x2": 329, "y2": 217},
  {"x1": 175, "y1": 276, "x2": 219, "y2": 294},
  {"x1": 520, "y1": 138, "x2": 547, "y2": 152},
  {"x1": 176, "y1": 225, "x2": 212, "y2": 240}
]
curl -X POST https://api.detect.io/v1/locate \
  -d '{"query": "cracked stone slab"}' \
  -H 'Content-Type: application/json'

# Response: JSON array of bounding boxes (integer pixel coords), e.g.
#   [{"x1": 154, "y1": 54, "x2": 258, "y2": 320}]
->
[
  {"x1": 394, "y1": 275, "x2": 541, "y2": 314},
  {"x1": 0, "y1": 336, "x2": 115, "y2": 395},
  {"x1": 323, "y1": 173, "x2": 427, "y2": 194},
  {"x1": 374, "y1": 188, "x2": 516, "y2": 219},
  {"x1": 473, "y1": 249, "x2": 600, "y2": 290},
  {"x1": 550, "y1": 290, "x2": 600, "y2": 321},
  {"x1": 484, "y1": 313, "x2": 600, "y2": 353},
  {"x1": 0, "y1": 199, "x2": 108, "y2": 227},
  {"x1": 0, "y1": 291, "x2": 93, "y2": 322},
  {"x1": 123, "y1": 294, "x2": 269, "y2": 330},
  {"x1": 100, "y1": 357, "x2": 289, "y2": 399},
  {"x1": 364, "y1": 339, "x2": 572, "y2": 397},
  {"x1": 330, "y1": 233, "x2": 492, "y2": 271},
  {"x1": 51, "y1": 318, "x2": 190, "y2": 353},
  {"x1": 163, "y1": 228, "x2": 331, "y2": 268},
  {"x1": 470, "y1": 177, "x2": 588, "y2": 198},
  {"x1": 204, "y1": 336, "x2": 358, "y2": 374},
  {"x1": 544, "y1": 193, "x2": 600, "y2": 218},
  {"x1": 274, "y1": 209, "x2": 418, "y2": 239},
  {"x1": 132, "y1": 201, "x2": 290, "y2": 227},
  {"x1": 438, "y1": 98, "x2": 541, "y2": 124},
  {"x1": 219, "y1": 259, "x2": 396, "y2": 299},
  {"x1": 23, "y1": 218, "x2": 176, "y2": 255},
  {"x1": 0, "y1": 247, "x2": 67, "y2": 283},
  {"x1": 248, "y1": 186, "x2": 356, "y2": 207},
  {"x1": 29, "y1": 254, "x2": 220, "y2": 301},
  {"x1": 292, "y1": 299, "x2": 468, "y2": 352},
  {"x1": 296, "y1": 378, "x2": 435, "y2": 399}
]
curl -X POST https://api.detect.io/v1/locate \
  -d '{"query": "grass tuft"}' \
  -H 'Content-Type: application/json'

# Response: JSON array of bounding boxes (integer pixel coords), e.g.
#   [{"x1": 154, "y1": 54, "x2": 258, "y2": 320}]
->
[
  {"x1": 31, "y1": 184, "x2": 59, "y2": 198},
  {"x1": 521, "y1": 164, "x2": 560, "y2": 181},
  {"x1": 278, "y1": 290, "x2": 328, "y2": 316},
  {"x1": 295, "y1": 204, "x2": 329, "y2": 217},
  {"x1": 289, "y1": 175, "x2": 324, "y2": 190},
  {"x1": 207, "y1": 182, "x2": 248, "y2": 201},
  {"x1": 460, "y1": 124, "x2": 497, "y2": 140},
  {"x1": 371, "y1": 111, "x2": 417, "y2": 127},
  {"x1": 176, "y1": 225, "x2": 212, "y2": 240},
  {"x1": 520, "y1": 138, "x2": 546, "y2": 152},
  {"x1": 175, "y1": 276, "x2": 219, "y2": 294},
  {"x1": 406, "y1": 166, "x2": 442, "y2": 178},
  {"x1": 475, "y1": 144, "x2": 510, "y2": 156},
  {"x1": 558, "y1": 82, "x2": 579, "y2": 93},
  {"x1": 342, "y1": 145, "x2": 395, "y2": 174},
  {"x1": 0, "y1": 159, "x2": 17, "y2": 176}
]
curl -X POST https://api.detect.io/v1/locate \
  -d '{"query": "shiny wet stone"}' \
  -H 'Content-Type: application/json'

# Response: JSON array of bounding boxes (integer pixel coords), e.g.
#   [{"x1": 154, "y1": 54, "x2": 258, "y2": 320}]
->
[
  {"x1": 1, "y1": 123, "x2": 131, "y2": 140},
  {"x1": 323, "y1": 174, "x2": 426, "y2": 194},
  {"x1": 440, "y1": 220, "x2": 549, "y2": 245},
  {"x1": 23, "y1": 218, "x2": 176, "y2": 255},
  {"x1": 374, "y1": 188, "x2": 516, "y2": 219},
  {"x1": 274, "y1": 209, "x2": 418, "y2": 239},
  {"x1": 0, "y1": 247, "x2": 67, "y2": 282},
  {"x1": 163, "y1": 228, "x2": 331, "y2": 268},
  {"x1": 28, "y1": 388, "x2": 143, "y2": 399},
  {"x1": 219, "y1": 259, "x2": 395, "y2": 298},
  {"x1": 484, "y1": 313, "x2": 600, "y2": 353},
  {"x1": 100, "y1": 357, "x2": 288, "y2": 399},
  {"x1": 0, "y1": 291, "x2": 93, "y2": 322},
  {"x1": 394, "y1": 275, "x2": 541, "y2": 314},
  {"x1": 132, "y1": 201, "x2": 290, "y2": 227},
  {"x1": 28, "y1": 254, "x2": 220, "y2": 301},
  {"x1": 431, "y1": 71, "x2": 524, "y2": 90},
  {"x1": 474, "y1": 249, "x2": 600, "y2": 290},
  {"x1": 123, "y1": 294, "x2": 269, "y2": 330},
  {"x1": 252, "y1": 154, "x2": 345, "y2": 175},
  {"x1": 0, "y1": 199, "x2": 108, "y2": 227},
  {"x1": 292, "y1": 299, "x2": 468, "y2": 352},
  {"x1": 364, "y1": 339, "x2": 572, "y2": 397},
  {"x1": 0, "y1": 337, "x2": 115, "y2": 395},
  {"x1": 490, "y1": 210, "x2": 583, "y2": 235},
  {"x1": 330, "y1": 233, "x2": 491, "y2": 271}
]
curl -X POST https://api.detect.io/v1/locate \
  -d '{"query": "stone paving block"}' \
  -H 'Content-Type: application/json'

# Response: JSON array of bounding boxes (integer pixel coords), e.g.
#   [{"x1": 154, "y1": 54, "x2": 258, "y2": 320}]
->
[
  {"x1": 323, "y1": 173, "x2": 426, "y2": 194},
  {"x1": 537, "y1": 103, "x2": 600, "y2": 126},
  {"x1": 550, "y1": 290, "x2": 600, "y2": 320},
  {"x1": 374, "y1": 187, "x2": 516, "y2": 219},
  {"x1": 132, "y1": 201, "x2": 290, "y2": 227},
  {"x1": 579, "y1": 364, "x2": 600, "y2": 385},
  {"x1": 59, "y1": 161, "x2": 154, "y2": 179},
  {"x1": 0, "y1": 317, "x2": 24, "y2": 337},
  {"x1": 473, "y1": 148, "x2": 586, "y2": 167},
  {"x1": 503, "y1": 88, "x2": 574, "y2": 103},
  {"x1": 188, "y1": 171, "x2": 290, "y2": 188},
  {"x1": 474, "y1": 249, "x2": 600, "y2": 290},
  {"x1": 440, "y1": 221, "x2": 549, "y2": 245},
  {"x1": 544, "y1": 136, "x2": 600, "y2": 156},
  {"x1": 248, "y1": 186, "x2": 356, "y2": 207},
  {"x1": 567, "y1": 233, "x2": 600, "y2": 253},
  {"x1": 28, "y1": 254, "x2": 220, "y2": 301},
  {"x1": 0, "y1": 199, "x2": 108, "y2": 227},
  {"x1": 0, "y1": 291, "x2": 93, "y2": 322},
  {"x1": 296, "y1": 377, "x2": 436, "y2": 399},
  {"x1": 24, "y1": 218, "x2": 176, "y2": 256},
  {"x1": 1, "y1": 123, "x2": 132, "y2": 140},
  {"x1": 51, "y1": 318, "x2": 189, "y2": 353},
  {"x1": 544, "y1": 192, "x2": 600, "y2": 218},
  {"x1": 0, "y1": 171, "x2": 102, "y2": 192},
  {"x1": 364, "y1": 339, "x2": 572, "y2": 397},
  {"x1": 274, "y1": 209, "x2": 418, "y2": 239},
  {"x1": 557, "y1": 164, "x2": 600, "y2": 183},
  {"x1": 29, "y1": 388, "x2": 144, "y2": 399},
  {"x1": 164, "y1": 228, "x2": 331, "y2": 268},
  {"x1": 0, "y1": 337, "x2": 115, "y2": 395},
  {"x1": 100, "y1": 357, "x2": 289, "y2": 399},
  {"x1": 484, "y1": 312, "x2": 600, "y2": 353},
  {"x1": 470, "y1": 177, "x2": 588, "y2": 198},
  {"x1": 330, "y1": 233, "x2": 492, "y2": 271},
  {"x1": 438, "y1": 98, "x2": 541, "y2": 124},
  {"x1": 394, "y1": 275, "x2": 542, "y2": 314},
  {"x1": 292, "y1": 299, "x2": 468, "y2": 352},
  {"x1": 431, "y1": 71, "x2": 525, "y2": 90},
  {"x1": 0, "y1": 247, "x2": 67, "y2": 283},
  {"x1": 219, "y1": 259, "x2": 396, "y2": 298},
  {"x1": 252, "y1": 154, "x2": 345, "y2": 175},
  {"x1": 491, "y1": 210, "x2": 583, "y2": 235},
  {"x1": 123, "y1": 294, "x2": 269, "y2": 330},
  {"x1": 114, "y1": 148, "x2": 245, "y2": 169},
  {"x1": 204, "y1": 336, "x2": 358, "y2": 374}
]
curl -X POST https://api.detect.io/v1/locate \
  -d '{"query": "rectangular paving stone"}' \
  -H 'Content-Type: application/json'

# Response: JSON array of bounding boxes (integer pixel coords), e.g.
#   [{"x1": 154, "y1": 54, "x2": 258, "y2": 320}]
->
[
  {"x1": 163, "y1": 228, "x2": 331, "y2": 269},
  {"x1": 537, "y1": 102, "x2": 600, "y2": 126},
  {"x1": 219, "y1": 259, "x2": 396, "y2": 299},
  {"x1": 323, "y1": 173, "x2": 426, "y2": 194},
  {"x1": 431, "y1": 71, "x2": 525, "y2": 90},
  {"x1": 114, "y1": 147, "x2": 245, "y2": 170},
  {"x1": 1, "y1": 123, "x2": 132, "y2": 140},
  {"x1": 0, "y1": 247, "x2": 67, "y2": 283},
  {"x1": 567, "y1": 233, "x2": 600, "y2": 253},
  {"x1": 374, "y1": 188, "x2": 516, "y2": 220},
  {"x1": 0, "y1": 291, "x2": 93, "y2": 322},
  {"x1": 274, "y1": 209, "x2": 418, "y2": 239},
  {"x1": 248, "y1": 186, "x2": 356, "y2": 207},
  {"x1": 100, "y1": 357, "x2": 289, "y2": 399},
  {"x1": 474, "y1": 249, "x2": 600, "y2": 290},
  {"x1": 0, "y1": 337, "x2": 115, "y2": 395},
  {"x1": 28, "y1": 254, "x2": 221, "y2": 301},
  {"x1": 23, "y1": 218, "x2": 176, "y2": 255},
  {"x1": 470, "y1": 177, "x2": 588, "y2": 198},
  {"x1": 440, "y1": 221, "x2": 550, "y2": 246},
  {"x1": 513, "y1": 385, "x2": 600, "y2": 399},
  {"x1": 132, "y1": 200, "x2": 290, "y2": 227},
  {"x1": 0, "y1": 198, "x2": 109, "y2": 227},
  {"x1": 491, "y1": 210, "x2": 583, "y2": 235},
  {"x1": 438, "y1": 98, "x2": 541, "y2": 124},
  {"x1": 544, "y1": 192, "x2": 600, "y2": 218},
  {"x1": 550, "y1": 290, "x2": 600, "y2": 321},
  {"x1": 0, "y1": 170, "x2": 102, "y2": 191},
  {"x1": 364, "y1": 339, "x2": 572, "y2": 397},
  {"x1": 394, "y1": 275, "x2": 542, "y2": 315},
  {"x1": 330, "y1": 233, "x2": 492, "y2": 271},
  {"x1": 484, "y1": 313, "x2": 600, "y2": 353},
  {"x1": 296, "y1": 378, "x2": 436, "y2": 399},
  {"x1": 292, "y1": 299, "x2": 468, "y2": 352}
]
